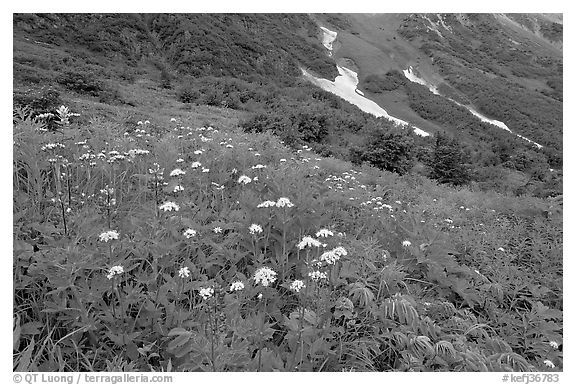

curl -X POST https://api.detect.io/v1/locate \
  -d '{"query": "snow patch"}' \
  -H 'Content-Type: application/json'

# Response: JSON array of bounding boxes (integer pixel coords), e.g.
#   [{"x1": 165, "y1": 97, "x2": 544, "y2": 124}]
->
[
  {"x1": 422, "y1": 15, "x2": 444, "y2": 38},
  {"x1": 402, "y1": 66, "x2": 543, "y2": 148},
  {"x1": 403, "y1": 66, "x2": 439, "y2": 95},
  {"x1": 320, "y1": 26, "x2": 338, "y2": 56},
  {"x1": 302, "y1": 66, "x2": 430, "y2": 137}
]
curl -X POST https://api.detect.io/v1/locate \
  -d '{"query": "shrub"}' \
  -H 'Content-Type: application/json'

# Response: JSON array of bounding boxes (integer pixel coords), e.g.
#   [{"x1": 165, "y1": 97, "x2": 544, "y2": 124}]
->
[
  {"x1": 428, "y1": 133, "x2": 471, "y2": 186},
  {"x1": 56, "y1": 70, "x2": 102, "y2": 95},
  {"x1": 354, "y1": 128, "x2": 415, "y2": 175}
]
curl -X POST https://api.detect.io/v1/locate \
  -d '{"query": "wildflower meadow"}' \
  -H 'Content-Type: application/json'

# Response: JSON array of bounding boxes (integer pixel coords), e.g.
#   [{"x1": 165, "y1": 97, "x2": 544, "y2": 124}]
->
[{"x1": 13, "y1": 105, "x2": 562, "y2": 372}]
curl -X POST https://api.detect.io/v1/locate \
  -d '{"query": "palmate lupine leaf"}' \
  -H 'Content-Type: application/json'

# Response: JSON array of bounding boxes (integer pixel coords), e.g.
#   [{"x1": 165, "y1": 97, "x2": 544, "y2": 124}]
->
[
  {"x1": 488, "y1": 352, "x2": 534, "y2": 372},
  {"x1": 434, "y1": 340, "x2": 458, "y2": 360},
  {"x1": 348, "y1": 282, "x2": 375, "y2": 308},
  {"x1": 380, "y1": 294, "x2": 419, "y2": 327},
  {"x1": 408, "y1": 335, "x2": 435, "y2": 360}
]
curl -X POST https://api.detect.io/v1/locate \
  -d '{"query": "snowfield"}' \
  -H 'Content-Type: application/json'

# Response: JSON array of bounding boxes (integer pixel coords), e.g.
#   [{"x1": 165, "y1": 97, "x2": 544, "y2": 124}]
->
[
  {"x1": 403, "y1": 66, "x2": 439, "y2": 95},
  {"x1": 307, "y1": 27, "x2": 430, "y2": 137},
  {"x1": 320, "y1": 26, "x2": 337, "y2": 55},
  {"x1": 402, "y1": 66, "x2": 543, "y2": 148},
  {"x1": 302, "y1": 66, "x2": 429, "y2": 136}
]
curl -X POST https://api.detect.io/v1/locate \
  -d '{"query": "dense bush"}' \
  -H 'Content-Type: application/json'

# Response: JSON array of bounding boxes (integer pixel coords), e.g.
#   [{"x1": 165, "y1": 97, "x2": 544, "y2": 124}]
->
[
  {"x1": 57, "y1": 70, "x2": 102, "y2": 95},
  {"x1": 351, "y1": 128, "x2": 415, "y2": 175},
  {"x1": 428, "y1": 133, "x2": 471, "y2": 186}
]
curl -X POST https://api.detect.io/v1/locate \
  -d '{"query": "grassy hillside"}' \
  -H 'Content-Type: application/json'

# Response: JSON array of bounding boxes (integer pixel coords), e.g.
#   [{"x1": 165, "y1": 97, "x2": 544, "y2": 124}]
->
[
  {"x1": 13, "y1": 94, "x2": 562, "y2": 371},
  {"x1": 12, "y1": 14, "x2": 563, "y2": 372}
]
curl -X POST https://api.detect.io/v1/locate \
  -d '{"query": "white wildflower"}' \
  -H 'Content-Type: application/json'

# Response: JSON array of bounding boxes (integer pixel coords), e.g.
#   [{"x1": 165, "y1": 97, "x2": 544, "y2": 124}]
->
[
  {"x1": 253, "y1": 267, "x2": 277, "y2": 287},
  {"x1": 297, "y1": 236, "x2": 323, "y2": 250},
  {"x1": 316, "y1": 229, "x2": 334, "y2": 238},
  {"x1": 543, "y1": 360, "x2": 555, "y2": 369},
  {"x1": 238, "y1": 175, "x2": 252, "y2": 184},
  {"x1": 402, "y1": 240, "x2": 412, "y2": 247},
  {"x1": 549, "y1": 341, "x2": 559, "y2": 349},
  {"x1": 249, "y1": 224, "x2": 263, "y2": 235},
  {"x1": 202, "y1": 168, "x2": 209, "y2": 173},
  {"x1": 99, "y1": 230, "x2": 119, "y2": 242},
  {"x1": 213, "y1": 227, "x2": 222, "y2": 234},
  {"x1": 178, "y1": 266, "x2": 190, "y2": 278},
  {"x1": 191, "y1": 161, "x2": 202, "y2": 168},
  {"x1": 498, "y1": 247, "x2": 505, "y2": 252},
  {"x1": 333, "y1": 246, "x2": 348, "y2": 257},
  {"x1": 257, "y1": 200, "x2": 276, "y2": 208},
  {"x1": 170, "y1": 118, "x2": 177, "y2": 122},
  {"x1": 173, "y1": 185, "x2": 184, "y2": 193},
  {"x1": 106, "y1": 265, "x2": 124, "y2": 280},
  {"x1": 159, "y1": 201, "x2": 180, "y2": 212},
  {"x1": 308, "y1": 271, "x2": 327, "y2": 281},
  {"x1": 183, "y1": 228, "x2": 197, "y2": 239},
  {"x1": 276, "y1": 197, "x2": 294, "y2": 208},
  {"x1": 230, "y1": 281, "x2": 245, "y2": 292},
  {"x1": 170, "y1": 168, "x2": 186, "y2": 177},
  {"x1": 251, "y1": 164, "x2": 266, "y2": 169},
  {"x1": 199, "y1": 287, "x2": 214, "y2": 300},
  {"x1": 290, "y1": 280, "x2": 305, "y2": 293},
  {"x1": 194, "y1": 150, "x2": 203, "y2": 155}
]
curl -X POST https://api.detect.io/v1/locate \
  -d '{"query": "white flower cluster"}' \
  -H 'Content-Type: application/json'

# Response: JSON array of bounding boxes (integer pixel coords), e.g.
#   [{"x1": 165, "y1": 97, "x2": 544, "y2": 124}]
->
[
  {"x1": 170, "y1": 168, "x2": 186, "y2": 177},
  {"x1": 402, "y1": 240, "x2": 412, "y2": 247},
  {"x1": 238, "y1": 175, "x2": 252, "y2": 185},
  {"x1": 276, "y1": 197, "x2": 294, "y2": 208},
  {"x1": 41, "y1": 143, "x2": 66, "y2": 151},
  {"x1": 126, "y1": 149, "x2": 150, "y2": 156},
  {"x1": 549, "y1": 341, "x2": 559, "y2": 349},
  {"x1": 290, "y1": 280, "x2": 305, "y2": 293},
  {"x1": 106, "y1": 265, "x2": 124, "y2": 280},
  {"x1": 251, "y1": 164, "x2": 266, "y2": 169},
  {"x1": 191, "y1": 161, "x2": 202, "y2": 168},
  {"x1": 543, "y1": 359, "x2": 555, "y2": 368},
  {"x1": 159, "y1": 201, "x2": 180, "y2": 212},
  {"x1": 199, "y1": 287, "x2": 214, "y2": 300},
  {"x1": 99, "y1": 230, "x2": 119, "y2": 242},
  {"x1": 320, "y1": 246, "x2": 347, "y2": 265},
  {"x1": 308, "y1": 271, "x2": 327, "y2": 281},
  {"x1": 183, "y1": 228, "x2": 197, "y2": 238},
  {"x1": 178, "y1": 266, "x2": 190, "y2": 278},
  {"x1": 213, "y1": 227, "x2": 223, "y2": 234},
  {"x1": 316, "y1": 229, "x2": 334, "y2": 238},
  {"x1": 257, "y1": 200, "x2": 276, "y2": 208},
  {"x1": 253, "y1": 267, "x2": 277, "y2": 287},
  {"x1": 230, "y1": 281, "x2": 245, "y2": 292},
  {"x1": 297, "y1": 236, "x2": 325, "y2": 250},
  {"x1": 249, "y1": 224, "x2": 263, "y2": 235},
  {"x1": 173, "y1": 185, "x2": 185, "y2": 193}
]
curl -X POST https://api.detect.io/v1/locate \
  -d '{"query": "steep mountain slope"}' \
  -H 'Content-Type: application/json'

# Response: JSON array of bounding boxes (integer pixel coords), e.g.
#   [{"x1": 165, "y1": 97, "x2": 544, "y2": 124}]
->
[
  {"x1": 313, "y1": 14, "x2": 562, "y2": 156},
  {"x1": 13, "y1": 13, "x2": 562, "y2": 197}
]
